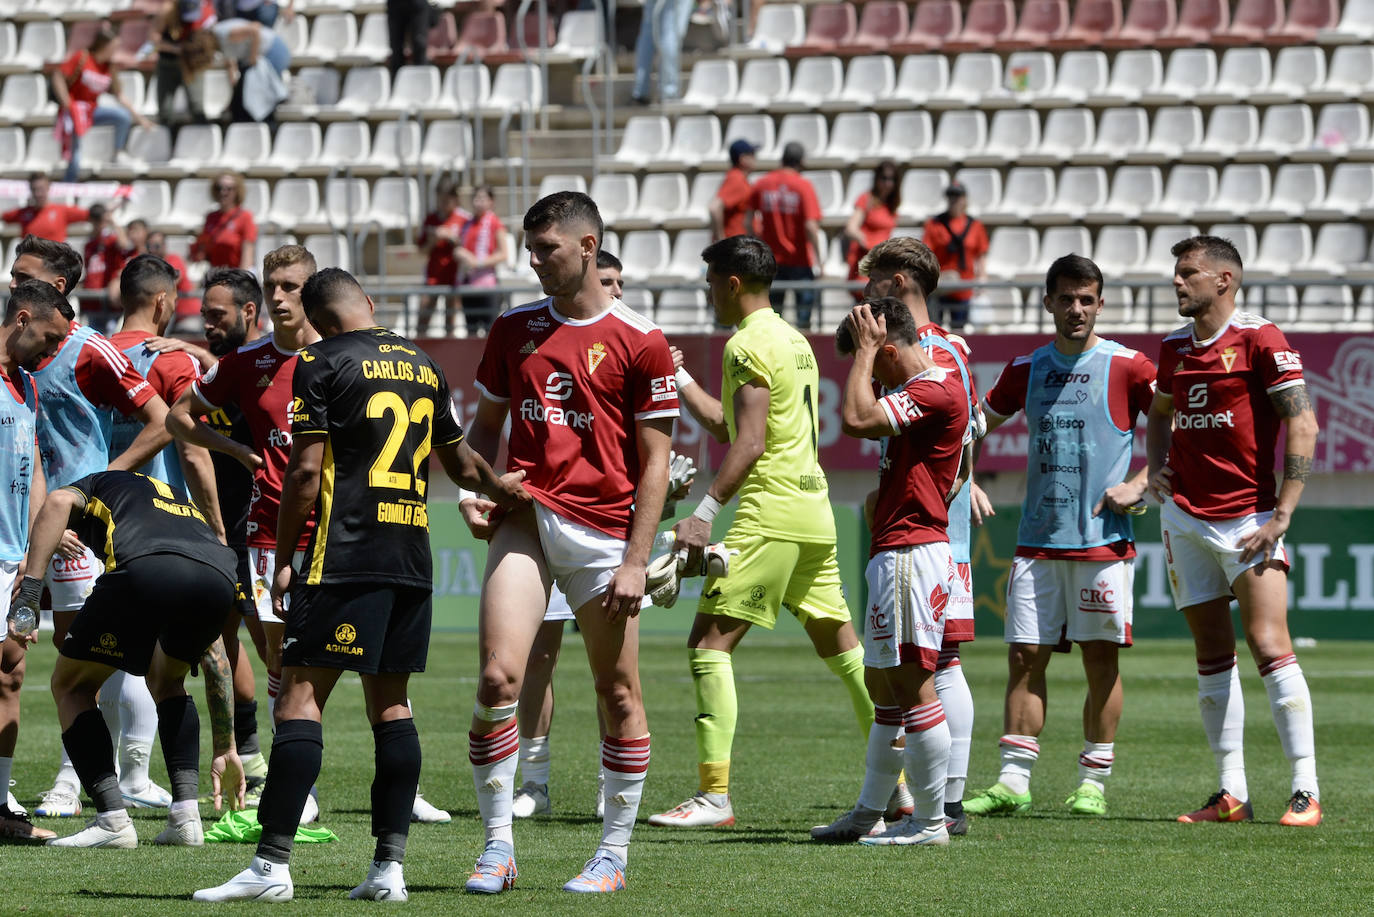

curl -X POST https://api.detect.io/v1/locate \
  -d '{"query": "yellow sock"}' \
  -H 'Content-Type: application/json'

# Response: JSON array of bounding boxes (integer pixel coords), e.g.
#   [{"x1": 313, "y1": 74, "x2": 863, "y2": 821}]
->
[
  {"x1": 698, "y1": 761, "x2": 730, "y2": 795},
  {"x1": 823, "y1": 645, "x2": 874, "y2": 739}
]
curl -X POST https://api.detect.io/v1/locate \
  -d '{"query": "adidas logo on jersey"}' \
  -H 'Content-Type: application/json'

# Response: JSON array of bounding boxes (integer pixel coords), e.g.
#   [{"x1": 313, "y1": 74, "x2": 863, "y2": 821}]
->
[
  {"x1": 257, "y1": 374, "x2": 272, "y2": 388},
  {"x1": 519, "y1": 341, "x2": 537, "y2": 355}
]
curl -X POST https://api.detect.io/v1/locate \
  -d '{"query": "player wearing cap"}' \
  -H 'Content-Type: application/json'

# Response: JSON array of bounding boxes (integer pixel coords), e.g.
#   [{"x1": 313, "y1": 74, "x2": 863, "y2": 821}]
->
[
  {"x1": 963, "y1": 255, "x2": 1155, "y2": 820},
  {"x1": 1147, "y1": 235, "x2": 1322, "y2": 827}
]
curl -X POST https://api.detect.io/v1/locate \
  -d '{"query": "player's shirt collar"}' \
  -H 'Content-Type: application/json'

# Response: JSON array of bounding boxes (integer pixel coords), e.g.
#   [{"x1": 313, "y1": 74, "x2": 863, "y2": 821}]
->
[
  {"x1": 549, "y1": 296, "x2": 619, "y2": 327},
  {"x1": 1190, "y1": 310, "x2": 1237, "y2": 348},
  {"x1": 737, "y1": 308, "x2": 778, "y2": 331}
]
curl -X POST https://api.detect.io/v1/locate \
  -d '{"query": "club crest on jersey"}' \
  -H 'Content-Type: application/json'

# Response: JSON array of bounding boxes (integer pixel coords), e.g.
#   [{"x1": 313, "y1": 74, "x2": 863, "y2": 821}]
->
[
  {"x1": 587, "y1": 342, "x2": 607, "y2": 374},
  {"x1": 1220, "y1": 346, "x2": 1238, "y2": 373}
]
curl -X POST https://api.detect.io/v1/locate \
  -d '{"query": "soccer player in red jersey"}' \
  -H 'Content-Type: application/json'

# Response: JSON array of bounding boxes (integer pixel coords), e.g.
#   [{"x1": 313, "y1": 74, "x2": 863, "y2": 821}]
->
[
  {"x1": 1147, "y1": 235, "x2": 1322, "y2": 827},
  {"x1": 461, "y1": 192, "x2": 677, "y2": 894},
  {"x1": 818, "y1": 297, "x2": 969, "y2": 847},
  {"x1": 166, "y1": 245, "x2": 319, "y2": 738}
]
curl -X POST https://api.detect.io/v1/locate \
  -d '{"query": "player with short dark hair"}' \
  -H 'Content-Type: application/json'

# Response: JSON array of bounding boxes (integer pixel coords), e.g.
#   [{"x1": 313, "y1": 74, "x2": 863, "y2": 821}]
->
[
  {"x1": 195, "y1": 268, "x2": 527, "y2": 902},
  {"x1": 0, "y1": 281, "x2": 70, "y2": 843},
  {"x1": 651, "y1": 235, "x2": 872, "y2": 830},
  {"x1": 824, "y1": 296, "x2": 970, "y2": 847},
  {"x1": 12, "y1": 234, "x2": 85, "y2": 295},
  {"x1": 1148, "y1": 235, "x2": 1322, "y2": 827},
  {"x1": 15, "y1": 471, "x2": 243, "y2": 848},
  {"x1": 461, "y1": 191, "x2": 676, "y2": 894},
  {"x1": 961, "y1": 254, "x2": 1155, "y2": 820},
  {"x1": 596, "y1": 250, "x2": 623, "y2": 300}
]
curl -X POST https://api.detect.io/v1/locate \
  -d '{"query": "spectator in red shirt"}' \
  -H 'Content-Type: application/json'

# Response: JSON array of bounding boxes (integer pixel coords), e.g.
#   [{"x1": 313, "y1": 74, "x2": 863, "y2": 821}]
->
[
  {"x1": 147, "y1": 230, "x2": 200, "y2": 332},
  {"x1": 52, "y1": 25, "x2": 152, "y2": 183},
  {"x1": 415, "y1": 181, "x2": 468, "y2": 337},
  {"x1": 2, "y1": 175, "x2": 88, "y2": 243},
  {"x1": 192, "y1": 172, "x2": 257, "y2": 270},
  {"x1": 710, "y1": 139, "x2": 755, "y2": 241},
  {"x1": 81, "y1": 204, "x2": 129, "y2": 332},
  {"x1": 921, "y1": 182, "x2": 989, "y2": 332},
  {"x1": 455, "y1": 185, "x2": 508, "y2": 336},
  {"x1": 843, "y1": 160, "x2": 901, "y2": 303},
  {"x1": 745, "y1": 141, "x2": 824, "y2": 329}
]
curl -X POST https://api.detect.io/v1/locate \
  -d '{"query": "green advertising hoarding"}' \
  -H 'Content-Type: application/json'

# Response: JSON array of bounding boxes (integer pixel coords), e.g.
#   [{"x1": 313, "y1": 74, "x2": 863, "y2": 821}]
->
[{"x1": 430, "y1": 502, "x2": 1372, "y2": 640}]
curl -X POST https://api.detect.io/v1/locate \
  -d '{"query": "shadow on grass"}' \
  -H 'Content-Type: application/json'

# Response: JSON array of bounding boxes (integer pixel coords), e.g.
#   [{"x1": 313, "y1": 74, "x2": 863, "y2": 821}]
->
[{"x1": 637, "y1": 829, "x2": 803, "y2": 845}]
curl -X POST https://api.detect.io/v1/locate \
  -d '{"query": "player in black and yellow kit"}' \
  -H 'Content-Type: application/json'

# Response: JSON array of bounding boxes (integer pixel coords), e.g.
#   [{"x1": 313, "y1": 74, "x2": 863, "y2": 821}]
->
[
  {"x1": 196, "y1": 268, "x2": 530, "y2": 903},
  {"x1": 9, "y1": 471, "x2": 244, "y2": 849}
]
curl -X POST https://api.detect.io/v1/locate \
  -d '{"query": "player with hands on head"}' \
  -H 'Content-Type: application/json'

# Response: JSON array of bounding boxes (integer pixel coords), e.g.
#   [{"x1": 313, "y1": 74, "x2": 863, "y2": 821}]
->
[
  {"x1": 964, "y1": 255, "x2": 1156, "y2": 821},
  {"x1": 649, "y1": 236, "x2": 873, "y2": 832},
  {"x1": 17, "y1": 470, "x2": 244, "y2": 849},
  {"x1": 813, "y1": 297, "x2": 968, "y2": 847},
  {"x1": 1146, "y1": 235, "x2": 1322, "y2": 827}
]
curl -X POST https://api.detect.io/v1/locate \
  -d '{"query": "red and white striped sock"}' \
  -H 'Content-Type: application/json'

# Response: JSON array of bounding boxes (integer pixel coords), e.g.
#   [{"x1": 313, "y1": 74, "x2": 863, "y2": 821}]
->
[
  {"x1": 857, "y1": 705, "x2": 905, "y2": 813},
  {"x1": 997, "y1": 734, "x2": 1040, "y2": 796},
  {"x1": 469, "y1": 719, "x2": 520, "y2": 845},
  {"x1": 1078, "y1": 742, "x2": 1115, "y2": 790},
  {"x1": 903, "y1": 701, "x2": 950, "y2": 827},
  {"x1": 1259, "y1": 654, "x2": 1318, "y2": 799},
  {"x1": 600, "y1": 735, "x2": 650, "y2": 862},
  {"x1": 1197, "y1": 654, "x2": 1247, "y2": 800}
]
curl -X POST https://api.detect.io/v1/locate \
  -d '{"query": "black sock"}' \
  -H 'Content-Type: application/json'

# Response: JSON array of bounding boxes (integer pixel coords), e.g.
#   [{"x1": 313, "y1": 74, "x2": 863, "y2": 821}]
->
[
  {"x1": 371, "y1": 719, "x2": 421, "y2": 863},
  {"x1": 62, "y1": 709, "x2": 123, "y2": 814},
  {"x1": 255, "y1": 719, "x2": 323, "y2": 865},
  {"x1": 945, "y1": 800, "x2": 965, "y2": 819},
  {"x1": 156, "y1": 695, "x2": 200, "y2": 803},
  {"x1": 235, "y1": 700, "x2": 260, "y2": 758}
]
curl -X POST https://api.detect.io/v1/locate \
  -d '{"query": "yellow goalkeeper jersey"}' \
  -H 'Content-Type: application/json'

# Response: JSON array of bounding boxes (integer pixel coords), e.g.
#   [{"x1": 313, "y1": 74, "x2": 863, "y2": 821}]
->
[{"x1": 721, "y1": 308, "x2": 835, "y2": 544}]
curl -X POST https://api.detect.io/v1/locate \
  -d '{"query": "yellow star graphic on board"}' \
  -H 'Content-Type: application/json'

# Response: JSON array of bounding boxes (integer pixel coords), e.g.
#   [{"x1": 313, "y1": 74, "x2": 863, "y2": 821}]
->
[{"x1": 971, "y1": 524, "x2": 1013, "y2": 623}]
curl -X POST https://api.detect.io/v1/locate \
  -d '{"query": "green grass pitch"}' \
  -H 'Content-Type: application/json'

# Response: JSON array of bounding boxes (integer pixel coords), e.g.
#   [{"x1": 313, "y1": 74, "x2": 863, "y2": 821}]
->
[{"x1": 6, "y1": 632, "x2": 1371, "y2": 915}]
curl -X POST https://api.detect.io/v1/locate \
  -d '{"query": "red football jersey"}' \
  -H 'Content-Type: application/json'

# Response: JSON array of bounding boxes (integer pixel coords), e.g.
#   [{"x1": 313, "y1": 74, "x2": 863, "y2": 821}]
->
[
  {"x1": 194, "y1": 336, "x2": 313, "y2": 549},
  {"x1": 109, "y1": 331, "x2": 200, "y2": 404},
  {"x1": 475, "y1": 298, "x2": 679, "y2": 539},
  {"x1": 1156, "y1": 312, "x2": 1305, "y2": 520},
  {"x1": 870, "y1": 367, "x2": 969, "y2": 553}
]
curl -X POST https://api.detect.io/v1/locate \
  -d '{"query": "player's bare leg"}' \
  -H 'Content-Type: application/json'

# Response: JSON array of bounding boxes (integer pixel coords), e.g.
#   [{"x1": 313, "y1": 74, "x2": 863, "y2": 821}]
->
[
  {"x1": 46, "y1": 656, "x2": 137, "y2": 847},
  {"x1": 1177, "y1": 595, "x2": 1252, "y2": 822},
  {"x1": 40, "y1": 610, "x2": 92, "y2": 817},
  {"x1": 859, "y1": 665, "x2": 950, "y2": 847},
  {"x1": 1233, "y1": 563, "x2": 1320, "y2": 825},
  {"x1": 466, "y1": 512, "x2": 550, "y2": 894},
  {"x1": 1067, "y1": 641, "x2": 1122, "y2": 815},
  {"x1": 0, "y1": 638, "x2": 51, "y2": 842},
  {"x1": 144, "y1": 644, "x2": 228, "y2": 847},
  {"x1": 965, "y1": 643, "x2": 1052, "y2": 816},
  {"x1": 512, "y1": 619, "x2": 564, "y2": 818},
  {"x1": 221, "y1": 616, "x2": 266, "y2": 798},
  {"x1": 570, "y1": 592, "x2": 649, "y2": 890}
]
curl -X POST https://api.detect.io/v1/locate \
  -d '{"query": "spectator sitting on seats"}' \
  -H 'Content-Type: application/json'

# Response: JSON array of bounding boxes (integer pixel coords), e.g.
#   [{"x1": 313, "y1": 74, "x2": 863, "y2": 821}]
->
[
  {"x1": 416, "y1": 181, "x2": 468, "y2": 337},
  {"x1": 156, "y1": 0, "x2": 219, "y2": 125},
  {"x1": 922, "y1": 182, "x2": 989, "y2": 332},
  {"x1": 192, "y1": 172, "x2": 257, "y2": 270},
  {"x1": 52, "y1": 23, "x2": 154, "y2": 184},
  {"x1": 710, "y1": 140, "x2": 756, "y2": 242},
  {"x1": 214, "y1": 0, "x2": 294, "y2": 27},
  {"x1": 2, "y1": 175, "x2": 89, "y2": 244},
  {"x1": 745, "y1": 141, "x2": 824, "y2": 330},
  {"x1": 844, "y1": 160, "x2": 901, "y2": 303}
]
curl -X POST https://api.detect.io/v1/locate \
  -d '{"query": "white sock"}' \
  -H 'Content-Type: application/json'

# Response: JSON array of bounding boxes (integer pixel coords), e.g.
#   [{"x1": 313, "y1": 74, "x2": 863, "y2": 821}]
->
[
  {"x1": 1078, "y1": 742, "x2": 1115, "y2": 791},
  {"x1": 856, "y1": 706, "x2": 904, "y2": 813},
  {"x1": 1197, "y1": 657, "x2": 1247, "y2": 800},
  {"x1": 98, "y1": 673, "x2": 122, "y2": 774},
  {"x1": 600, "y1": 735, "x2": 650, "y2": 863},
  {"x1": 1260, "y1": 655, "x2": 1318, "y2": 799},
  {"x1": 469, "y1": 719, "x2": 519, "y2": 845},
  {"x1": 902, "y1": 702, "x2": 950, "y2": 830},
  {"x1": 934, "y1": 662, "x2": 973, "y2": 803},
  {"x1": 170, "y1": 799, "x2": 199, "y2": 816},
  {"x1": 0, "y1": 756, "x2": 12, "y2": 797},
  {"x1": 96, "y1": 808, "x2": 131, "y2": 829},
  {"x1": 997, "y1": 734, "x2": 1039, "y2": 796},
  {"x1": 116, "y1": 674, "x2": 159, "y2": 793},
  {"x1": 54, "y1": 746, "x2": 79, "y2": 791},
  {"x1": 519, "y1": 735, "x2": 551, "y2": 787}
]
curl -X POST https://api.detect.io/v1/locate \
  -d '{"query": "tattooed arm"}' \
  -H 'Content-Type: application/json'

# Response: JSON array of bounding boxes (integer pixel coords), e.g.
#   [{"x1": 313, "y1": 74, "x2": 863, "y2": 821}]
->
[
  {"x1": 201, "y1": 636, "x2": 246, "y2": 811},
  {"x1": 1237, "y1": 383, "x2": 1319, "y2": 564}
]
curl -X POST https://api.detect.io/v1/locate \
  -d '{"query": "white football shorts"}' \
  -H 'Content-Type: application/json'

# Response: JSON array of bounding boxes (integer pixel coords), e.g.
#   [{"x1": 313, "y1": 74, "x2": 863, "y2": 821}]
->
[
  {"x1": 544, "y1": 585, "x2": 574, "y2": 622},
  {"x1": 533, "y1": 502, "x2": 628, "y2": 612},
  {"x1": 0, "y1": 559, "x2": 16, "y2": 642},
  {"x1": 1160, "y1": 500, "x2": 1289, "y2": 610},
  {"x1": 863, "y1": 542, "x2": 953, "y2": 671},
  {"x1": 250, "y1": 547, "x2": 306, "y2": 625},
  {"x1": 1005, "y1": 556, "x2": 1134, "y2": 647}
]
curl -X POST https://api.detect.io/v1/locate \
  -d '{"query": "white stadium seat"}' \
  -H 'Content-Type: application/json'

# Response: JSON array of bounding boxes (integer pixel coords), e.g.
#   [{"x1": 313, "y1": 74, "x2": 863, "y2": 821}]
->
[
  {"x1": 897, "y1": 168, "x2": 954, "y2": 223},
  {"x1": 1144, "y1": 48, "x2": 1217, "y2": 105},
  {"x1": 927, "y1": 53, "x2": 1001, "y2": 109},
  {"x1": 984, "y1": 226, "x2": 1040, "y2": 280},
  {"x1": 1090, "y1": 49, "x2": 1162, "y2": 106},
  {"x1": 1308, "y1": 163, "x2": 1374, "y2": 220},
  {"x1": 588, "y1": 174, "x2": 638, "y2": 226},
  {"x1": 968, "y1": 109, "x2": 1039, "y2": 166},
  {"x1": 614, "y1": 116, "x2": 672, "y2": 168},
  {"x1": 720, "y1": 58, "x2": 789, "y2": 113},
  {"x1": 1041, "y1": 51, "x2": 1108, "y2": 108},
  {"x1": 838, "y1": 55, "x2": 896, "y2": 108},
  {"x1": 777, "y1": 56, "x2": 843, "y2": 111},
  {"x1": 890, "y1": 54, "x2": 951, "y2": 107},
  {"x1": 1195, "y1": 165, "x2": 1271, "y2": 222},
  {"x1": 666, "y1": 115, "x2": 723, "y2": 168},
  {"x1": 984, "y1": 167, "x2": 1055, "y2": 222},
  {"x1": 674, "y1": 59, "x2": 738, "y2": 112},
  {"x1": 877, "y1": 111, "x2": 933, "y2": 160},
  {"x1": 1089, "y1": 166, "x2": 1163, "y2": 222},
  {"x1": 1198, "y1": 47, "x2": 1271, "y2": 105},
  {"x1": 1256, "y1": 46, "x2": 1325, "y2": 104},
  {"x1": 1252, "y1": 163, "x2": 1325, "y2": 221}
]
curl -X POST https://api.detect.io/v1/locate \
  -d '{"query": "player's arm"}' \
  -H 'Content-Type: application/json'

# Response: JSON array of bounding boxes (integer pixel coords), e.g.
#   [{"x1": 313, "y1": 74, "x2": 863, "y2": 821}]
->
[
  {"x1": 437, "y1": 437, "x2": 529, "y2": 511},
  {"x1": 142, "y1": 336, "x2": 217, "y2": 368},
  {"x1": 456, "y1": 394, "x2": 513, "y2": 541},
  {"x1": 1145, "y1": 390, "x2": 1175, "y2": 503},
  {"x1": 839, "y1": 304, "x2": 934, "y2": 438},
  {"x1": 176, "y1": 440, "x2": 225, "y2": 542},
  {"x1": 107, "y1": 393, "x2": 173, "y2": 472},
  {"x1": 669, "y1": 345, "x2": 726, "y2": 442},
  {"x1": 21, "y1": 486, "x2": 85, "y2": 587},
  {"x1": 605, "y1": 416, "x2": 674, "y2": 622},
  {"x1": 167, "y1": 387, "x2": 264, "y2": 473},
  {"x1": 270, "y1": 433, "x2": 324, "y2": 618},
  {"x1": 1239, "y1": 382, "x2": 1318, "y2": 564},
  {"x1": 199, "y1": 635, "x2": 245, "y2": 811},
  {"x1": 947, "y1": 438, "x2": 974, "y2": 506}
]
